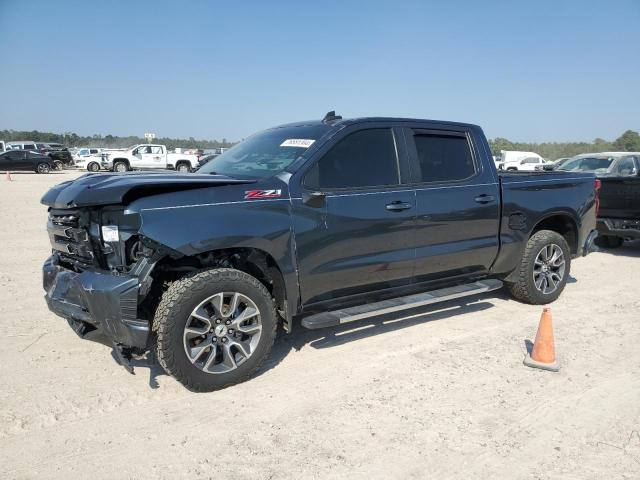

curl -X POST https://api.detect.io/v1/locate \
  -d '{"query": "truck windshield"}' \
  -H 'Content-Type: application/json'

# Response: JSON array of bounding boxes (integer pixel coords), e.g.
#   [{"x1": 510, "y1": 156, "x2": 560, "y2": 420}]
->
[
  {"x1": 198, "y1": 125, "x2": 331, "y2": 179},
  {"x1": 558, "y1": 157, "x2": 613, "y2": 172}
]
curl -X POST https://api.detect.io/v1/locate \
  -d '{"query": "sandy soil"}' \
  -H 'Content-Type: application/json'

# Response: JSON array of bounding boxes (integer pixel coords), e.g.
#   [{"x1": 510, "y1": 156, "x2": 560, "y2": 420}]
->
[{"x1": 0, "y1": 170, "x2": 639, "y2": 479}]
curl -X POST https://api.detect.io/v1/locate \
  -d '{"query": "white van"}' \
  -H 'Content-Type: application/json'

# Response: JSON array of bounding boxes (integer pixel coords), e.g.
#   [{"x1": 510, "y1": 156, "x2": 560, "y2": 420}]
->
[
  {"x1": 6, "y1": 141, "x2": 38, "y2": 152},
  {"x1": 498, "y1": 151, "x2": 546, "y2": 171}
]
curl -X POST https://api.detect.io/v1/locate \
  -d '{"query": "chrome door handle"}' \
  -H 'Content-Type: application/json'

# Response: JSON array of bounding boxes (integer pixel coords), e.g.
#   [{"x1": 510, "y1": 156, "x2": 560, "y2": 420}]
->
[
  {"x1": 386, "y1": 201, "x2": 413, "y2": 211},
  {"x1": 474, "y1": 194, "x2": 495, "y2": 204}
]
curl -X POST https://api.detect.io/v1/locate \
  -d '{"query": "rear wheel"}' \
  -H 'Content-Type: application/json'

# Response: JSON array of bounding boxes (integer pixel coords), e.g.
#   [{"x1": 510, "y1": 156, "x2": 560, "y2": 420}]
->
[
  {"x1": 507, "y1": 230, "x2": 571, "y2": 304},
  {"x1": 594, "y1": 235, "x2": 623, "y2": 249},
  {"x1": 87, "y1": 162, "x2": 100, "y2": 172},
  {"x1": 154, "y1": 268, "x2": 277, "y2": 392},
  {"x1": 52, "y1": 160, "x2": 63, "y2": 171},
  {"x1": 36, "y1": 162, "x2": 51, "y2": 174},
  {"x1": 113, "y1": 161, "x2": 128, "y2": 172},
  {"x1": 176, "y1": 162, "x2": 190, "y2": 173}
]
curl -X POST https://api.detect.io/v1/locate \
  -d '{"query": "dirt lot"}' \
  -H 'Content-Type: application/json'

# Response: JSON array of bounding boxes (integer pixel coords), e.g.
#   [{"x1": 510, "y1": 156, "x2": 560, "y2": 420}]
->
[{"x1": 0, "y1": 170, "x2": 639, "y2": 479}]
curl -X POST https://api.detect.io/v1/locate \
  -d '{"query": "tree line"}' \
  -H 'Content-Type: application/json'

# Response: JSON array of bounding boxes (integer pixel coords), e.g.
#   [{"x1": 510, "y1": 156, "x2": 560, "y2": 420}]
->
[
  {"x1": 489, "y1": 130, "x2": 640, "y2": 160},
  {"x1": 2, "y1": 128, "x2": 639, "y2": 159},
  {"x1": 0, "y1": 129, "x2": 235, "y2": 150}
]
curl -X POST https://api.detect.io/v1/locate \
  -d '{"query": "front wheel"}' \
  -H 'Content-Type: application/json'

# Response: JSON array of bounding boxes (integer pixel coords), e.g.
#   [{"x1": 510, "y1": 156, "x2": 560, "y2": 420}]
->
[
  {"x1": 154, "y1": 268, "x2": 277, "y2": 392},
  {"x1": 52, "y1": 160, "x2": 64, "y2": 171},
  {"x1": 507, "y1": 230, "x2": 571, "y2": 304},
  {"x1": 87, "y1": 162, "x2": 100, "y2": 172}
]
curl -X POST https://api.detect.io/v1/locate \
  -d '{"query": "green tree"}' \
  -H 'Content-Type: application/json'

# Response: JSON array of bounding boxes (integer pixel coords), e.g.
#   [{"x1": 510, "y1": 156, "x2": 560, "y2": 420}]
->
[
  {"x1": 612, "y1": 130, "x2": 640, "y2": 152},
  {"x1": 489, "y1": 137, "x2": 515, "y2": 156}
]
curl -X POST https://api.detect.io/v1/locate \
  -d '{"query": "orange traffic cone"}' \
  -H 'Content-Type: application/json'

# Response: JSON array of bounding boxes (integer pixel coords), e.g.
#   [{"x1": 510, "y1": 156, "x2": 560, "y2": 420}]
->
[
  {"x1": 524, "y1": 306, "x2": 560, "y2": 372},
  {"x1": 5, "y1": 171, "x2": 12, "y2": 181}
]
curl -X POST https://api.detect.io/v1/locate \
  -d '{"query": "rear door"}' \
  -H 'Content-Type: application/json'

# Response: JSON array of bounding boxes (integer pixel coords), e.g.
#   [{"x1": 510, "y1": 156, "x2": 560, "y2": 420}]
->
[
  {"x1": 403, "y1": 125, "x2": 500, "y2": 284},
  {"x1": 291, "y1": 124, "x2": 416, "y2": 306}
]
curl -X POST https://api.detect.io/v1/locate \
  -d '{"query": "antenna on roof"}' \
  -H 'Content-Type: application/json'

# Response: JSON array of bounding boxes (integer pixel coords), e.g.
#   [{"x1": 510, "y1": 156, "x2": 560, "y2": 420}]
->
[{"x1": 322, "y1": 110, "x2": 342, "y2": 123}]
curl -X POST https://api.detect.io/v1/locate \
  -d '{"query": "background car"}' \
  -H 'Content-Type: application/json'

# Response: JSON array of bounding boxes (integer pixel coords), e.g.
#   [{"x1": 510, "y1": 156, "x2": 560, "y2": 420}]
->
[
  {"x1": 74, "y1": 155, "x2": 103, "y2": 172},
  {"x1": 0, "y1": 150, "x2": 54, "y2": 173}
]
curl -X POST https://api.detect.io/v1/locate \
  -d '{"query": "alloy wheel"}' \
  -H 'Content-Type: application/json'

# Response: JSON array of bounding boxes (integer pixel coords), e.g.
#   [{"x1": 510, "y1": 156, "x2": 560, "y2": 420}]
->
[
  {"x1": 533, "y1": 244, "x2": 566, "y2": 294},
  {"x1": 183, "y1": 292, "x2": 262, "y2": 374}
]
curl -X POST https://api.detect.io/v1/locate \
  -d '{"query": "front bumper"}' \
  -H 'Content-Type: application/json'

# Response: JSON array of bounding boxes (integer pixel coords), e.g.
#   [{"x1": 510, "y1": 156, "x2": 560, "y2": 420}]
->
[
  {"x1": 43, "y1": 255, "x2": 149, "y2": 349},
  {"x1": 597, "y1": 218, "x2": 640, "y2": 239}
]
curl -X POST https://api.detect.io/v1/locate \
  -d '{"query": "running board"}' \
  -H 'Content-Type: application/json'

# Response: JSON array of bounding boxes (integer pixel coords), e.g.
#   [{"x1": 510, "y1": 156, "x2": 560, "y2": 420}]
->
[{"x1": 301, "y1": 279, "x2": 503, "y2": 330}]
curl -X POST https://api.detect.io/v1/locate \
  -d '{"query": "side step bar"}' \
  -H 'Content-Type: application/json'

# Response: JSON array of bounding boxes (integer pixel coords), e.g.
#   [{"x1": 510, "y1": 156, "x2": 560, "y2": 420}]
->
[{"x1": 301, "y1": 279, "x2": 503, "y2": 330}]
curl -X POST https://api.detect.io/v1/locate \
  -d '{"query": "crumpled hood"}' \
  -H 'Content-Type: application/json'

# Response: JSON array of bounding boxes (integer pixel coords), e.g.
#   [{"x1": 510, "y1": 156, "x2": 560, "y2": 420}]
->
[{"x1": 41, "y1": 171, "x2": 254, "y2": 209}]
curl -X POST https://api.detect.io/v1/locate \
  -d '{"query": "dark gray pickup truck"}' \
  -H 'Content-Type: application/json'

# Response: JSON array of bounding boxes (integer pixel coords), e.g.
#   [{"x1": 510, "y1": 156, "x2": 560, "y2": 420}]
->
[
  {"x1": 594, "y1": 154, "x2": 640, "y2": 248},
  {"x1": 42, "y1": 112, "x2": 599, "y2": 391}
]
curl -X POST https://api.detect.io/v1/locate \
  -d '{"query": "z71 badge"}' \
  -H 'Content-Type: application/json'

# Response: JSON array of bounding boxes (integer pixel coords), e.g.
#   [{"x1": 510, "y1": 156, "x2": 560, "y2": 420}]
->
[{"x1": 244, "y1": 189, "x2": 282, "y2": 199}]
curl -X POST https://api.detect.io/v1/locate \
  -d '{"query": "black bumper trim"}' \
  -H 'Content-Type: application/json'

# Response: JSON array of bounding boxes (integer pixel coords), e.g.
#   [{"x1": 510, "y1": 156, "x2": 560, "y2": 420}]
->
[
  {"x1": 43, "y1": 256, "x2": 150, "y2": 349},
  {"x1": 597, "y1": 218, "x2": 640, "y2": 240}
]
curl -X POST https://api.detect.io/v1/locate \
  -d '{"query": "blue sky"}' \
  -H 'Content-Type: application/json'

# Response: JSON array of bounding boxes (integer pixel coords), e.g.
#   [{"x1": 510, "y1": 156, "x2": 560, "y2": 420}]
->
[{"x1": 0, "y1": 0, "x2": 638, "y2": 142}]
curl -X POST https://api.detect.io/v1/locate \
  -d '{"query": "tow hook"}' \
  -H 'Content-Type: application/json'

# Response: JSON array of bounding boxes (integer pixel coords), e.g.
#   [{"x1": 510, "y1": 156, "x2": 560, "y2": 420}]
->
[{"x1": 111, "y1": 342, "x2": 135, "y2": 375}]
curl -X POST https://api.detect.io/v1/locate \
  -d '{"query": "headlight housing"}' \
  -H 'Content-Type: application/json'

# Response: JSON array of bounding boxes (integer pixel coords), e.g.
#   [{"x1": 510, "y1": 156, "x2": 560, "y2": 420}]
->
[{"x1": 101, "y1": 225, "x2": 119, "y2": 242}]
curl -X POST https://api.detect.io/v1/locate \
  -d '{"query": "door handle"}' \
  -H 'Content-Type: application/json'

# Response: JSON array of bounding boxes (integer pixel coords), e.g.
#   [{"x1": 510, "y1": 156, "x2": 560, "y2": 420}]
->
[
  {"x1": 386, "y1": 201, "x2": 413, "y2": 212},
  {"x1": 474, "y1": 194, "x2": 495, "y2": 204}
]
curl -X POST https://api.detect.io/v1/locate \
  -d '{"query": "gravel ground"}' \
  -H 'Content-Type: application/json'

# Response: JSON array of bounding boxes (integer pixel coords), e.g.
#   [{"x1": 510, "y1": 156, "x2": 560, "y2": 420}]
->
[{"x1": 1, "y1": 171, "x2": 639, "y2": 479}]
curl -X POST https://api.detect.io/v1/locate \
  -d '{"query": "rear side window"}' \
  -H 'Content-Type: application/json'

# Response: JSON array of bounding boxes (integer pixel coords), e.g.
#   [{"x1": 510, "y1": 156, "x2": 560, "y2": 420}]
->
[
  {"x1": 305, "y1": 128, "x2": 399, "y2": 189},
  {"x1": 411, "y1": 132, "x2": 475, "y2": 182}
]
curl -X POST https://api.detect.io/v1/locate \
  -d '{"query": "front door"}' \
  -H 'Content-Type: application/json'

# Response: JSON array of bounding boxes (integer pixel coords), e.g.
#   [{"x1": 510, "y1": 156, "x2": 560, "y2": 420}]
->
[
  {"x1": 2, "y1": 151, "x2": 29, "y2": 170},
  {"x1": 402, "y1": 126, "x2": 500, "y2": 284},
  {"x1": 140, "y1": 145, "x2": 164, "y2": 169},
  {"x1": 291, "y1": 125, "x2": 416, "y2": 306}
]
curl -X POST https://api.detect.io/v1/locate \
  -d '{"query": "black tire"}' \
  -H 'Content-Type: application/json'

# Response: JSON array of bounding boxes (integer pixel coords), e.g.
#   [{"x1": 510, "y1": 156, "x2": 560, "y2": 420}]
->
[
  {"x1": 36, "y1": 162, "x2": 51, "y2": 174},
  {"x1": 594, "y1": 235, "x2": 623, "y2": 249},
  {"x1": 113, "y1": 161, "x2": 128, "y2": 172},
  {"x1": 52, "y1": 160, "x2": 64, "y2": 171},
  {"x1": 176, "y1": 162, "x2": 190, "y2": 173},
  {"x1": 507, "y1": 230, "x2": 571, "y2": 304},
  {"x1": 154, "y1": 268, "x2": 277, "y2": 392},
  {"x1": 87, "y1": 162, "x2": 100, "y2": 172}
]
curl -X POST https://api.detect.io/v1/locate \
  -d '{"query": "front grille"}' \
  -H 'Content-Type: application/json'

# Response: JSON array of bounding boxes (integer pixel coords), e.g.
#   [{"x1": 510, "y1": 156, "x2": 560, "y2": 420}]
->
[{"x1": 48, "y1": 210, "x2": 95, "y2": 268}]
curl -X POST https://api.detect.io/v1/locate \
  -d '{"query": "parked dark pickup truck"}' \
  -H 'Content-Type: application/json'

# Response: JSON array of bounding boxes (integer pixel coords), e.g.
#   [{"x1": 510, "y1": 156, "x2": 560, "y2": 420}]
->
[
  {"x1": 41, "y1": 113, "x2": 599, "y2": 391},
  {"x1": 594, "y1": 154, "x2": 640, "y2": 248}
]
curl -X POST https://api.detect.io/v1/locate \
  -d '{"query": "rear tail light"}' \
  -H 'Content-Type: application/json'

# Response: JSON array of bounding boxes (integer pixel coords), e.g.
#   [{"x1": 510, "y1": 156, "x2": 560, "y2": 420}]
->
[{"x1": 594, "y1": 178, "x2": 601, "y2": 216}]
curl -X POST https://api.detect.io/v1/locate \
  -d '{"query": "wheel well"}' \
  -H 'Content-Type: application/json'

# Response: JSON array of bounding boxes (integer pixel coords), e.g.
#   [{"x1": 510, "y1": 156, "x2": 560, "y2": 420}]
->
[
  {"x1": 176, "y1": 160, "x2": 191, "y2": 168},
  {"x1": 148, "y1": 247, "x2": 287, "y2": 323},
  {"x1": 113, "y1": 158, "x2": 129, "y2": 166},
  {"x1": 531, "y1": 215, "x2": 578, "y2": 254}
]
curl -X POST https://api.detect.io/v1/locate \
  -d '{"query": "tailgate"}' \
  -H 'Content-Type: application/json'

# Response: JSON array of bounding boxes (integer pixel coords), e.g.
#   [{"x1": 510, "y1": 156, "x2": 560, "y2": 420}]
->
[{"x1": 599, "y1": 177, "x2": 640, "y2": 219}]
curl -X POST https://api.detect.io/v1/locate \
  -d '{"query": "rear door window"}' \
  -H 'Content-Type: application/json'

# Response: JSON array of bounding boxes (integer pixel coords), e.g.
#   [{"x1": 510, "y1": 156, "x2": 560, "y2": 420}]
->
[
  {"x1": 304, "y1": 128, "x2": 400, "y2": 189},
  {"x1": 410, "y1": 131, "x2": 476, "y2": 183}
]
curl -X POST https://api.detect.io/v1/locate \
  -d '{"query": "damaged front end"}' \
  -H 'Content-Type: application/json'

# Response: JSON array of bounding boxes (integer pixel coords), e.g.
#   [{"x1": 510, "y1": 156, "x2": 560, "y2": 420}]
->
[{"x1": 43, "y1": 206, "x2": 170, "y2": 372}]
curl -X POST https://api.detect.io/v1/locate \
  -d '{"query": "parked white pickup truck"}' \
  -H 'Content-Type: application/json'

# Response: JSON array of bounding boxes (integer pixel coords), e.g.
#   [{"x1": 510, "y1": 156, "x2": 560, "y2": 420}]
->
[{"x1": 101, "y1": 144, "x2": 198, "y2": 172}]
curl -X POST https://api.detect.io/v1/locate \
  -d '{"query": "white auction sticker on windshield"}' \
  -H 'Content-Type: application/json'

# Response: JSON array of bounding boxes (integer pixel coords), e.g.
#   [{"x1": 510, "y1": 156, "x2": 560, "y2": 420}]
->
[{"x1": 280, "y1": 139, "x2": 315, "y2": 148}]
